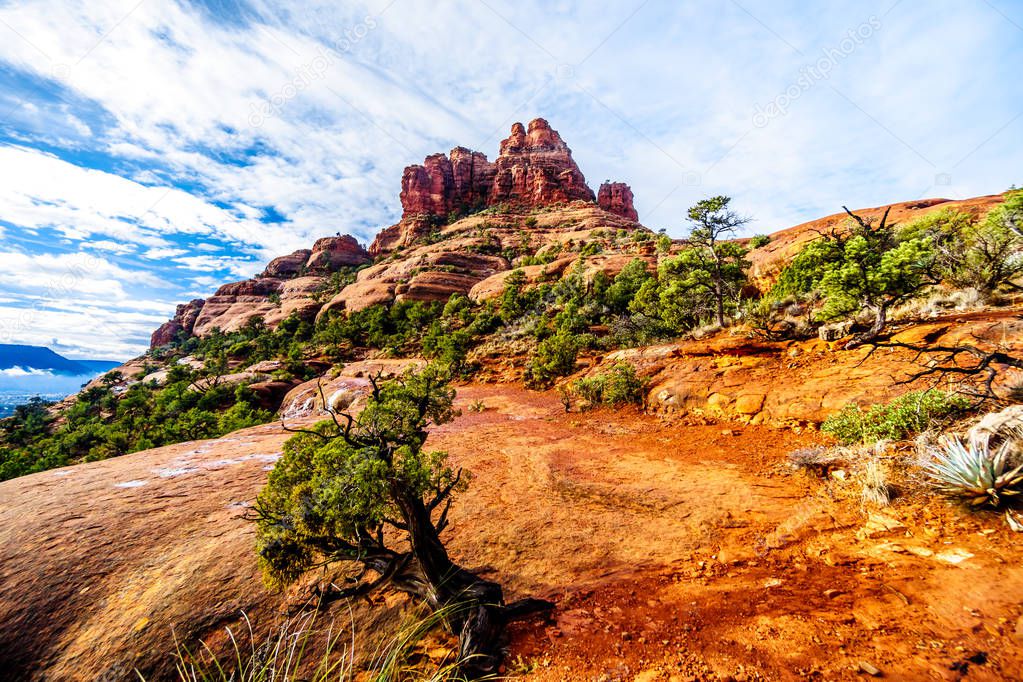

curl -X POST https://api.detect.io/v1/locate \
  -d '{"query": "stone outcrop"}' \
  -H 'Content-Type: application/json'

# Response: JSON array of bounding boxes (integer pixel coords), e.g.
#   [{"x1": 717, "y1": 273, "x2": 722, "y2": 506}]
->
[
  {"x1": 306, "y1": 235, "x2": 371, "y2": 272},
  {"x1": 597, "y1": 182, "x2": 638, "y2": 221},
  {"x1": 261, "y1": 249, "x2": 311, "y2": 278},
  {"x1": 151, "y1": 119, "x2": 652, "y2": 345},
  {"x1": 396, "y1": 118, "x2": 594, "y2": 223},
  {"x1": 372, "y1": 118, "x2": 636, "y2": 255},
  {"x1": 151, "y1": 238, "x2": 370, "y2": 347},
  {"x1": 150, "y1": 299, "x2": 205, "y2": 347}
]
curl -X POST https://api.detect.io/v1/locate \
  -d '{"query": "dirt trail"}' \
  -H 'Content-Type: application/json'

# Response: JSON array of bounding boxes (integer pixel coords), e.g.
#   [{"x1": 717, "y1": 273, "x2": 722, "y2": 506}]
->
[
  {"x1": 436, "y1": 387, "x2": 1023, "y2": 681},
  {"x1": 1, "y1": 385, "x2": 1022, "y2": 680}
]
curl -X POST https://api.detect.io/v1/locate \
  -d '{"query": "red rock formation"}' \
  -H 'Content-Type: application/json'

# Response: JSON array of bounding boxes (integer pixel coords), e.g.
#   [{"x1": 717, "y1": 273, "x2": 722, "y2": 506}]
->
[
  {"x1": 374, "y1": 117, "x2": 635, "y2": 255},
  {"x1": 396, "y1": 118, "x2": 594, "y2": 221},
  {"x1": 150, "y1": 299, "x2": 205, "y2": 347},
  {"x1": 261, "y1": 249, "x2": 311, "y2": 278},
  {"x1": 150, "y1": 235, "x2": 371, "y2": 347},
  {"x1": 490, "y1": 118, "x2": 594, "y2": 206},
  {"x1": 306, "y1": 235, "x2": 370, "y2": 271},
  {"x1": 598, "y1": 182, "x2": 638, "y2": 221}
]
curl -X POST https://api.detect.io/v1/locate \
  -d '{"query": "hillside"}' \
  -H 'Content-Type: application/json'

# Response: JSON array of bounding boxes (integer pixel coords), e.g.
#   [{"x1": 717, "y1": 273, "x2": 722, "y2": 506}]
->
[{"x1": 1, "y1": 119, "x2": 1022, "y2": 680}]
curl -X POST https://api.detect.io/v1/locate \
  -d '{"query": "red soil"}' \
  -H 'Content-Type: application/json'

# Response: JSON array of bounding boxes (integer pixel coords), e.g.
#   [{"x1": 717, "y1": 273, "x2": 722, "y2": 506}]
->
[{"x1": 1, "y1": 384, "x2": 1022, "y2": 680}]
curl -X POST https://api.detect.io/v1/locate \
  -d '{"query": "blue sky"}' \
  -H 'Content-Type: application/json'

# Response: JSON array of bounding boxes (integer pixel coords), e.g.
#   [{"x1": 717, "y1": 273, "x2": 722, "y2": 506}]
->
[{"x1": 0, "y1": 0, "x2": 1020, "y2": 359}]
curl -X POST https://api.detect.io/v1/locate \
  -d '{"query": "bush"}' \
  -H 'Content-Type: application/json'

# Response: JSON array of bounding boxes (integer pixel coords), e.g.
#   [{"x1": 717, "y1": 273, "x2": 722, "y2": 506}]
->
[
  {"x1": 569, "y1": 362, "x2": 646, "y2": 409},
  {"x1": 523, "y1": 331, "x2": 580, "y2": 389},
  {"x1": 749, "y1": 234, "x2": 771, "y2": 249},
  {"x1": 822, "y1": 390, "x2": 970, "y2": 445}
]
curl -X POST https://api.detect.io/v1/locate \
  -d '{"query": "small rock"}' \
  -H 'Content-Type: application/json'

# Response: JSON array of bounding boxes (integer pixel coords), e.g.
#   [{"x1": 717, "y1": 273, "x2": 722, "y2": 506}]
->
[
  {"x1": 734, "y1": 393, "x2": 766, "y2": 415},
  {"x1": 1014, "y1": 616, "x2": 1023, "y2": 641},
  {"x1": 824, "y1": 589, "x2": 844, "y2": 599},
  {"x1": 858, "y1": 513, "x2": 907, "y2": 539},
  {"x1": 857, "y1": 660, "x2": 882, "y2": 676},
  {"x1": 935, "y1": 548, "x2": 974, "y2": 565}
]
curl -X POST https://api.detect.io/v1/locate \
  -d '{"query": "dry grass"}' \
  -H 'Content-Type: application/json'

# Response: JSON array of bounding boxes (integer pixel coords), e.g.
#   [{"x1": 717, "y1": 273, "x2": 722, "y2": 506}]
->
[
  {"x1": 891, "y1": 287, "x2": 983, "y2": 321},
  {"x1": 860, "y1": 457, "x2": 891, "y2": 508}
]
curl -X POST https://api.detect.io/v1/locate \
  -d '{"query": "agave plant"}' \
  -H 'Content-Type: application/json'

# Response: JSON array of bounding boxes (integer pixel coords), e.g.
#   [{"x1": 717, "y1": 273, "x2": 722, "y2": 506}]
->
[{"x1": 922, "y1": 436, "x2": 1023, "y2": 508}]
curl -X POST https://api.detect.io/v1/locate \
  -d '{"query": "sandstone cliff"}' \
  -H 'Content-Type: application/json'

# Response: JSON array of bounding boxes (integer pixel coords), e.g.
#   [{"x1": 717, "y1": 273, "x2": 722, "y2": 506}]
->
[
  {"x1": 370, "y1": 118, "x2": 638, "y2": 255},
  {"x1": 151, "y1": 119, "x2": 644, "y2": 347}
]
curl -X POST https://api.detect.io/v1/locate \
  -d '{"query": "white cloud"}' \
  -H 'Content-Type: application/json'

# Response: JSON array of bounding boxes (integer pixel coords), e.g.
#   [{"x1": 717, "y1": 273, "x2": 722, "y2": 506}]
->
[
  {"x1": 0, "y1": 366, "x2": 53, "y2": 377},
  {"x1": 0, "y1": 0, "x2": 1019, "y2": 359},
  {"x1": 143, "y1": 247, "x2": 188, "y2": 259},
  {"x1": 0, "y1": 249, "x2": 166, "y2": 295},
  {"x1": 0, "y1": 144, "x2": 292, "y2": 254},
  {"x1": 174, "y1": 254, "x2": 259, "y2": 279}
]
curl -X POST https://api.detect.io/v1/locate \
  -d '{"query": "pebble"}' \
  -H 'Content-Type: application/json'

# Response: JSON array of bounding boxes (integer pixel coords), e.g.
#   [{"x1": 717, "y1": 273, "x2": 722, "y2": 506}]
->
[{"x1": 857, "y1": 660, "x2": 882, "y2": 676}]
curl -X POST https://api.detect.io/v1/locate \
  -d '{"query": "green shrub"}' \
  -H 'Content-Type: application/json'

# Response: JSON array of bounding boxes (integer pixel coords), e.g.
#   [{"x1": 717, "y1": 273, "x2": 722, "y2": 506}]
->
[
  {"x1": 749, "y1": 234, "x2": 771, "y2": 249},
  {"x1": 822, "y1": 390, "x2": 970, "y2": 444},
  {"x1": 524, "y1": 331, "x2": 580, "y2": 389},
  {"x1": 570, "y1": 362, "x2": 646, "y2": 409}
]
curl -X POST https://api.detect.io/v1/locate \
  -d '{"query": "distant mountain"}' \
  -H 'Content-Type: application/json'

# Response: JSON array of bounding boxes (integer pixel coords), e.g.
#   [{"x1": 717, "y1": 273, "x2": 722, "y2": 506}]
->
[
  {"x1": 0, "y1": 345, "x2": 121, "y2": 417},
  {"x1": 0, "y1": 344, "x2": 120, "y2": 376}
]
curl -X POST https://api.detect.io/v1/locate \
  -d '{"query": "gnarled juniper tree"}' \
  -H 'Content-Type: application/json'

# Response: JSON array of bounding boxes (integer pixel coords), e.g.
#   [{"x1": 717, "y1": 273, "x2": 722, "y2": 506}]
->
[{"x1": 253, "y1": 365, "x2": 551, "y2": 676}]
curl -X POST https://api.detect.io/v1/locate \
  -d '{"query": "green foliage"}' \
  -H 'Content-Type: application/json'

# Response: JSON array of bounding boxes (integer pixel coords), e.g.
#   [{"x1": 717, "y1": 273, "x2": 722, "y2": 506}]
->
[
  {"x1": 603, "y1": 259, "x2": 653, "y2": 314},
  {"x1": 523, "y1": 330, "x2": 581, "y2": 389},
  {"x1": 499, "y1": 269, "x2": 532, "y2": 323},
  {"x1": 749, "y1": 234, "x2": 771, "y2": 249},
  {"x1": 0, "y1": 363, "x2": 273, "y2": 481},
  {"x1": 821, "y1": 390, "x2": 970, "y2": 445},
  {"x1": 569, "y1": 363, "x2": 646, "y2": 409},
  {"x1": 902, "y1": 204, "x2": 1023, "y2": 300},
  {"x1": 653, "y1": 239, "x2": 750, "y2": 329},
  {"x1": 255, "y1": 365, "x2": 461, "y2": 589},
  {"x1": 646, "y1": 196, "x2": 752, "y2": 329},
  {"x1": 771, "y1": 208, "x2": 936, "y2": 339},
  {"x1": 816, "y1": 235, "x2": 934, "y2": 322},
  {"x1": 315, "y1": 301, "x2": 444, "y2": 358}
]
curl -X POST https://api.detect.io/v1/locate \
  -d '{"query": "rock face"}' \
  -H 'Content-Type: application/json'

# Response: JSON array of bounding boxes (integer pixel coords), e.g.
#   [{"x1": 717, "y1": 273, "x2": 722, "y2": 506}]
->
[
  {"x1": 151, "y1": 238, "x2": 370, "y2": 347},
  {"x1": 373, "y1": 118, "x2": 632, "y2": 255},
  {"x1": 597, "y1": 182, "x2": 638, "y2": 221},
  {"x1": 151, "y1": 118, "x2": 648, "y2": 344},
  {"x1": 150, "y1": 299, "x2": 205, "y2": 347},
  {"x1": 307, "y1": 235, "x2": 371, "y2": 272},
  {"x1": 397, "y1": 118, "x2": 595, "y2": 223},
  {"x1": 262, "y1": 249, "x2": 311, "y2": 278}
]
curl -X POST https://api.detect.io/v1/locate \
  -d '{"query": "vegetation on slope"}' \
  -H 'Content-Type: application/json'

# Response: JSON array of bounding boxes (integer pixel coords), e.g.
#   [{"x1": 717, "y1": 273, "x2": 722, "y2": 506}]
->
[
  {"x1": 2, "y1": 192, "x2": 1022, "y2": 482},
  {"x1": 253, "y1": 365, "x2": 551, "y2": 675}
]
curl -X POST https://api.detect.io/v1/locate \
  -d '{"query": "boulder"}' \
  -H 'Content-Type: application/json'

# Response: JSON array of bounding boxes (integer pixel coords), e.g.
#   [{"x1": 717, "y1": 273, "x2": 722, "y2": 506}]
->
[
  {"x1": 150, "y1": 299, "x2": 205, "y2": 348},
  {"x1": 306, "y1": 235, "x2": 370, "y2": 271},
  {"x1": 261, "y1": 249, "x2": 311, "y2": 278}
]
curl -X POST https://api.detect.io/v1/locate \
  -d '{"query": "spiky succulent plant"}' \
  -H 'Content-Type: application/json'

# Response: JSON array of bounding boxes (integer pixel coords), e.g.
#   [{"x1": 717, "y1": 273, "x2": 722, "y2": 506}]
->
[{"x1": 922, "y1": 436, "x2": 1023, "y2": 508}]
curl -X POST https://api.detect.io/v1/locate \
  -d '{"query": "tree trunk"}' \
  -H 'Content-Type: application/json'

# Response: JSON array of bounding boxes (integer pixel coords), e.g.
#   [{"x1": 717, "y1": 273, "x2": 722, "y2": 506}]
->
[
  {"x1": 393, "y1": 490, "x2": 541, "y2": 676},
  {"x1": 844, "y1": 303, "x2": 888, "y2": 349}
]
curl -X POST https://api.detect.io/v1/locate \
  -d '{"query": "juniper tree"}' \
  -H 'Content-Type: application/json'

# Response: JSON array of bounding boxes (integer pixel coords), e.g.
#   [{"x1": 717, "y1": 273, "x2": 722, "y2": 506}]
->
[
  {"x1": 253, "y1": 365, "x2": 551, "y2": 676},
  {"x1": 773, "y1": 206, "x2": 937, "y2": 348},
  {"x1": 633, "y1": 196, "x2": 750, "y2": 330}
]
